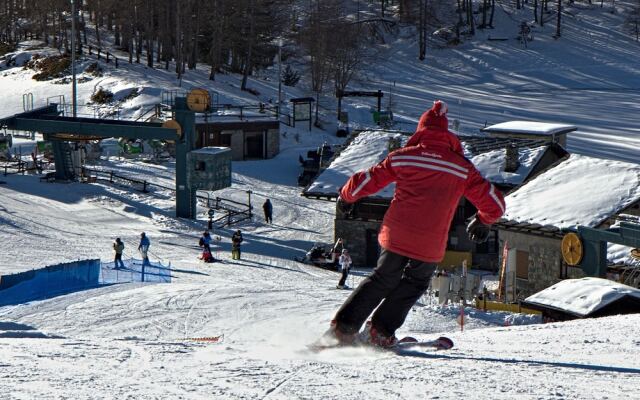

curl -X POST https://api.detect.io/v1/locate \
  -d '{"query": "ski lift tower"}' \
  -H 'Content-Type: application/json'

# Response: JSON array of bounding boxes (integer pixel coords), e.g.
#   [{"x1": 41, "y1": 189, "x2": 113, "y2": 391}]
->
[{"x1": 0, "y1": 91, "x2": 231, "y2": 219}]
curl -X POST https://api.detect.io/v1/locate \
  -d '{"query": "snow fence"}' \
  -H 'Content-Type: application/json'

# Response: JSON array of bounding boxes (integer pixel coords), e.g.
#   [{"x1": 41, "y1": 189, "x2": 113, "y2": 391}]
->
[
  {"x1": 100, "y1": 258, "x2": 171, "y2": 284},
  {"x1": 0, "y1": 259, "x2": 100, "y2": 306},
  {"x1": 0, "y1": 259, "x2": 172, "y2": 306}
]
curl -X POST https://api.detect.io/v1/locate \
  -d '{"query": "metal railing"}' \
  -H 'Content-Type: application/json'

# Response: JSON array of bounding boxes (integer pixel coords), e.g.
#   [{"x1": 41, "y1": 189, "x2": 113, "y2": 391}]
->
[{"x1": 82, "y1": 168, "x2": 252, "y2": 228}]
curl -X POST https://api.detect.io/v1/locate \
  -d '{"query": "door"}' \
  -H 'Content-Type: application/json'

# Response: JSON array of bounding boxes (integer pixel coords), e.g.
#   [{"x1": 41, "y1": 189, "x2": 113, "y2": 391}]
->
[
  {"x1": 245, "y1": 131, "x2": 264, "y2": 159},
  {"x1": 366, "y1": 229, "x2": 381, "y2": 268}
]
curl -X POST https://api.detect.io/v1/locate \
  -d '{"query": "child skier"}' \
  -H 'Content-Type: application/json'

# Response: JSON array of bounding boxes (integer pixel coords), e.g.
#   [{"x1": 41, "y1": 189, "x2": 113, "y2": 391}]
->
[{"x1": 336, "y1": 249, "x2": 352, "y2": 289}]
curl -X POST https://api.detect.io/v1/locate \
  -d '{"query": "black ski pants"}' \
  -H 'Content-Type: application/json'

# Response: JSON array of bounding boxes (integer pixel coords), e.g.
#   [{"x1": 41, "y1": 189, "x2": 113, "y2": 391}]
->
[
  {"x1": 114, "y1": 253, "x2": 125, "y2": 269},
  {"x1": 338, "y1": 267, "x2": 350, "y2": 287},
  {"x1": 334, "y1": 248, "x2": 437, "y2": 337}
]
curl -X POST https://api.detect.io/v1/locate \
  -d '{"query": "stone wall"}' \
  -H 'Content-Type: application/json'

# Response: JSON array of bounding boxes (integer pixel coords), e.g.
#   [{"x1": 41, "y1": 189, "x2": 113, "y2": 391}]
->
[
  {"x1": 499, "y1": 231, "x2": 584, "y2": 299},
  {"x1": 335, "y1": 218, "x2": 381, "y2": 267},
  {"x1": 266, "y1": 128, "x2": 280, "y2": 159},
  {"x1": 226, "y1": 130, "x2": 244, "y2": 160}
]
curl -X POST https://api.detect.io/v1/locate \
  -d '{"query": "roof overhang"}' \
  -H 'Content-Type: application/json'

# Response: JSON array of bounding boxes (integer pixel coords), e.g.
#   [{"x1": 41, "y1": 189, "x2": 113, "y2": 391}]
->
[{"x1": 481, "y1": 121, "x2": 577, "y2": 138}]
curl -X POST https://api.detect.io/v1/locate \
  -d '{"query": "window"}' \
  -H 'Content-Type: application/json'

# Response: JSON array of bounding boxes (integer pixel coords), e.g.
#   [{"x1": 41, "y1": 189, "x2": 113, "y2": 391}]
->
[
  {"x1": 220, "y1": 133, "x2": 231, "y2": 146},
  {"x1": 476, "y1": 230, "x2": 498, "y2": 254},
  {"x1": 195, "y1": 161, "x2": 206, "y2": 171},
  {"x1": 515, "y1": 250, "x2": 529, "y2": 280},
  {"x1": 560, "y1": 259, "x2": 569, "y2": 279}
]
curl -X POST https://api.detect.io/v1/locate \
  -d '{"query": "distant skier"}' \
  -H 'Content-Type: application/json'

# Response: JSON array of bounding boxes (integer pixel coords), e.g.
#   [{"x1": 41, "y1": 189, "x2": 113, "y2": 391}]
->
[
  {"x1": 199, "y1": 231, "x2": 213, "y2": 262},
  {"x1": 326, "y1": 100, "x2": 506, "y2": 348},
  {"x1": 231, "y1": 230, "x2": 243, "y2": 260},
  {"x1": 263, "y1": 199, "x2": 273, "y2": 224},
  {"x1": 113, "y1": 238, "x2": 125, "y2": 269},
  {"x1": 336, "y1": 249, "x2": 352, "y2": 289},
  {"x1": 199, "y1": 231, "x2": 212, "y2": 252},
  {"x1": 138, "y1": 232, "x2": 151, "y2": 266}
]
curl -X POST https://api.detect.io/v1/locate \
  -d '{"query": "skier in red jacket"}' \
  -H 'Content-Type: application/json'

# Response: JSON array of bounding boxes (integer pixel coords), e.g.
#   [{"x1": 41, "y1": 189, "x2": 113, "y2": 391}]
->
[{"x1": 327, "y1": 100, "x2": 506, "y2": 347}]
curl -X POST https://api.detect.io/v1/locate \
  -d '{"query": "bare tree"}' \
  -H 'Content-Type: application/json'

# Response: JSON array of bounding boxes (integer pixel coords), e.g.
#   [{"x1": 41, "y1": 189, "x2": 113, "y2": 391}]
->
[
  {"x1": 419, "y1": 0, "x2": 428, "y2": 60},
  {"x1": 329, "y1": 21, "x2": 366, "y2": 93},
  {"x1": 299, "y1": 0, "x2": 338, "y2": 126},
  {"x1": 556, "y1": 0, "x2": 562, "y2": 38},
  {"x1": 626, "y1": 1, "x2": 640, "y2": 40}
]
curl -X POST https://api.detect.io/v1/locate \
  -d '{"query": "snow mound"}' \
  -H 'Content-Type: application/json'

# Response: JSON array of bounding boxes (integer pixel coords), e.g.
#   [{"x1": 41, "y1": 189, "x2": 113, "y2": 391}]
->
[{"x1": 524, "y1": 277, "x2": 640, "y2": 317}]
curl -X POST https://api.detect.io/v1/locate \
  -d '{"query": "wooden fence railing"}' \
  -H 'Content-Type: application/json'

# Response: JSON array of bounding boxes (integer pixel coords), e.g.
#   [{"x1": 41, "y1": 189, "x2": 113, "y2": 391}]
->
[{"x1": 83, "y1": 168, "x2": 252, "y2": 227}]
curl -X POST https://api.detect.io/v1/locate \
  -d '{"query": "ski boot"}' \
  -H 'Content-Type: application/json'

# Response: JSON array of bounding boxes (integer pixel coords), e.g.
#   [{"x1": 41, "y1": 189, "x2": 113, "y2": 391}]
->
[
  {"x1": 315, "y1": 319, "x2": 359, "y2": 349},
  {"x1": 361, "y1": 321, "x2": 398, "y2": 348}
]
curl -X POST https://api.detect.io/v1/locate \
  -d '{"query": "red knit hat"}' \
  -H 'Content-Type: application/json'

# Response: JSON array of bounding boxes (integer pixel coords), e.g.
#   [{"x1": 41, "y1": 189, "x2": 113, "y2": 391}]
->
[{"x1": 417, "y1": 100, "x2": 449, "y2": 131}]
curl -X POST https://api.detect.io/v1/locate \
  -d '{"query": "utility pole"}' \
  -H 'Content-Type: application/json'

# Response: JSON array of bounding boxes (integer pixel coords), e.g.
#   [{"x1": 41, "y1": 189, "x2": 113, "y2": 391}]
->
[{"x1": 70, "y1": 0, "x2": 77, "y2": 118}]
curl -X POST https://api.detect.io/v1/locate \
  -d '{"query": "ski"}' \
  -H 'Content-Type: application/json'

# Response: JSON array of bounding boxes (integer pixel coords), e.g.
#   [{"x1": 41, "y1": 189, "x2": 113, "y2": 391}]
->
[
  {"x1": 391, "y1": 336, "x2": 454, "y2": 350},
  {"x1": 308, "y1": 336, "x2": 453, "y2": 353},
  {"x1": 184, "y1": 335, "x2": 224, "y2": 343}
]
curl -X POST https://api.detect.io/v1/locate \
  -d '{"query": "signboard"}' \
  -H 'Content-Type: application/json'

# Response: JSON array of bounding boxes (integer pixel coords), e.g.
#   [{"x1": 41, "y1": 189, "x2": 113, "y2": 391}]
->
[{"x1": 294, "y1": 104, "x2": 310, "y2": 121}]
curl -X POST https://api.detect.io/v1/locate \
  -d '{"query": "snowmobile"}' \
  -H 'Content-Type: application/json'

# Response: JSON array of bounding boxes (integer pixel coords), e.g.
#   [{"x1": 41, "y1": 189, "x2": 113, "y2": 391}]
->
[{"x1": 294, "y1": 239, "x2": 343, "y2": 271}]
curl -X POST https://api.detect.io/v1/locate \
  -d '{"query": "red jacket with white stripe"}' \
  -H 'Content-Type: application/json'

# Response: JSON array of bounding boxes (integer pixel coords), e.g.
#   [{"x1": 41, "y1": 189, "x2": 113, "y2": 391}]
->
[{"x1": 340, "y1": 128, "x2": 505, "y2": 263}]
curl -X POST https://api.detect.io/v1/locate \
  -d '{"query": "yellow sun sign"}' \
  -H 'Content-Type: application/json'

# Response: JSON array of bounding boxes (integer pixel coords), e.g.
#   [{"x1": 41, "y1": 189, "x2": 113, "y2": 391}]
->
[{"x1": 561, "y1": 232, "x2": 583, "y2": 266}]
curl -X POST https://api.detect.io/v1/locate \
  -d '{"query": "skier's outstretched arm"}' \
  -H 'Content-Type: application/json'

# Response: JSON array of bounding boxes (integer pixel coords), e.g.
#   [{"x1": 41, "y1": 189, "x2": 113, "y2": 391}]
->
[
  {"x1": 339, "y1": 158, "x2": 396, "y2": 203},
  {"x1": 464, "y1": 167, "x2": 506, "y2": 225}
]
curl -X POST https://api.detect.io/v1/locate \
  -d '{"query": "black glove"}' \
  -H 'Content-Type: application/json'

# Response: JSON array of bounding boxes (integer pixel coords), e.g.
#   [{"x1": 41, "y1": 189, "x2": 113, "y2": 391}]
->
[
  {"x1": 466, "y1": 215, "x2": 491, "y2": 243},
  {"x1": 336, "y1": 196, "x2": 354, "y2": 215}
]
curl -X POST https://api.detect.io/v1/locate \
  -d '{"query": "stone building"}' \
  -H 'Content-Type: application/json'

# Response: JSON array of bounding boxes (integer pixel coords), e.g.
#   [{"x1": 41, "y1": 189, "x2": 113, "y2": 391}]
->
[
  {"x1": 303, "y1": 124, "x2": 570, "y2": 269},
  {"x1": 496, "y1": 154, "x2": 640, "y2": 300},
  {"x1": 195, "y1": 119, "x2": 280, "y2": 161}
]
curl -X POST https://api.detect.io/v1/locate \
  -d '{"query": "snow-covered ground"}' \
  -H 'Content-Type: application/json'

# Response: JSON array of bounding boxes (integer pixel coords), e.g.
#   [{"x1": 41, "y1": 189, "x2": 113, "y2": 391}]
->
[{"x1": 2, "y1": 2, "x2": 640, "y2": 399}]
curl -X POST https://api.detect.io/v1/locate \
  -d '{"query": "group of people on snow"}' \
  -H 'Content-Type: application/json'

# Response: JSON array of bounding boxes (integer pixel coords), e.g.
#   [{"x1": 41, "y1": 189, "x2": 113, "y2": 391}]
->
[
  {"x1": 111, "y1": 232, "x2": 152, "y2": 269},
  {"x1": 195, "y1": 198, "x2": 270, "y2": 262},
  {"x1": 112, "y1": 198, "x2": 276, "y2": 267},
  {"x1": 197, "y1": 229, "x2": 244, "y2": 262}
]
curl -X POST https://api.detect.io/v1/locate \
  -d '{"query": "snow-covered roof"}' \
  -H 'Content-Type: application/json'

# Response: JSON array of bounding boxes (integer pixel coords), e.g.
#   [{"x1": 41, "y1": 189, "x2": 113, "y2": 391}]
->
[
  {"x1": 305, "y1": 130, "x2": 551, "y2": 198},
  {"x1": 304, "y1": 130, "x2": 405, "y2": 198},
  {"x1": 502, "y1": 154, "x2": 640, "y2": 229},
  {"x1": 468, "y1": 146, "x2": 547, "y2": 186},
  {"x1": 524, "y1": 277, "x2": 640, "y2": 317},
  {"x1": 481, "y1": 121, "x2": 577, "y2": 136},
  {"x1": 607, "y1": 217, "x2": 640, "y2": 267},
  {"x1": 190, "y1": 146, "x2": 231, "y2": 155}
]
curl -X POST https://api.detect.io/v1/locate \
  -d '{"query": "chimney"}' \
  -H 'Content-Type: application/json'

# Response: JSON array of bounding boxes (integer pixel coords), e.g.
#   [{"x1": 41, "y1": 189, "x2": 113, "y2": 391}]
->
[{"x1": 504, "y1": 143, "x2": 520, "y2": 172}]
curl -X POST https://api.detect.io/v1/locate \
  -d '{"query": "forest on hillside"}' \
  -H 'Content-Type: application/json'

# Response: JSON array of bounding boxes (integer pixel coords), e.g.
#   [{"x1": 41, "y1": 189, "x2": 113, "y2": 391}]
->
[{"x1": 0, "y1": 0, "x2": 638, "y2": 95}]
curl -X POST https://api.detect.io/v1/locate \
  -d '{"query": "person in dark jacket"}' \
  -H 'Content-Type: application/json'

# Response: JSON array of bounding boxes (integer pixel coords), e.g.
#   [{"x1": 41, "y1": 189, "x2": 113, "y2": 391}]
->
[
  {"x1": 262, "y1": 199, "x2": 273, "y2": 224},
  {"x1": 113, "y1": 238, "x2": 125, "y2": 269},
  {"x1": 326, "y1": 100, "x2": 506, "y2": 348},
  {"x1": 231, "y1": 230, "x2": 243, "y2": 260},
  {"x1": 199, "y1": 231, "x2": 212, "y2": 252},
  {"x1": 138, "y1": 232, "x2": 151, "y2": 266}
]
